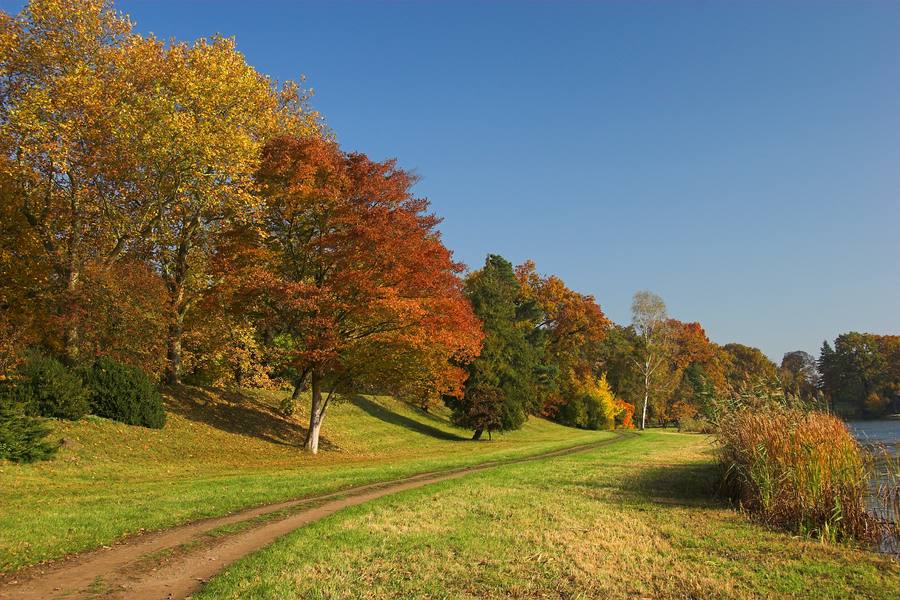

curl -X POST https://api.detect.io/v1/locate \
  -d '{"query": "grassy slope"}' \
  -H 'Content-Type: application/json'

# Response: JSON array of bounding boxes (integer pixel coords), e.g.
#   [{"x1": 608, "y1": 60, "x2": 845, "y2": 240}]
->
[
  {"x1": 197, "y1": 431, "x2": 900, "y2": 600},
  {"x1": 0, "y1": 386, "x2": 610, "y2": 572}
]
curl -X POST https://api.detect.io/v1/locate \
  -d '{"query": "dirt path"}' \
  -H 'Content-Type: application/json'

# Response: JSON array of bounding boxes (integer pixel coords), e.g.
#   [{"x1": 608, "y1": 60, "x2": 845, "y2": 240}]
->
[{"x1": 0, "y1": 434, "x2": 632, "y2": 600}]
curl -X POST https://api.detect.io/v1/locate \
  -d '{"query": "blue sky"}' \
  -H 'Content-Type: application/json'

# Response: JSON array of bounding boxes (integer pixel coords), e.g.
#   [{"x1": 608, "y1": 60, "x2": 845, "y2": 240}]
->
[{"x1": 4, "y1": 0, "x2": 897, "y2": 361}]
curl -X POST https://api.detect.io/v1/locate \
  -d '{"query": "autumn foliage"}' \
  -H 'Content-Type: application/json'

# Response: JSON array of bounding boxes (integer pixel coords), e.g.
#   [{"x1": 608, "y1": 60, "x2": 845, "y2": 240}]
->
[
  {"x1": 2, "y1": 0, "x2": 872, "y2": 462},
  {"x1": 218, "y1": 136, "x2": 482, "y2": 451},
  {"x1": 0, "y1": 0, "x2": 485, "y2": 456}
]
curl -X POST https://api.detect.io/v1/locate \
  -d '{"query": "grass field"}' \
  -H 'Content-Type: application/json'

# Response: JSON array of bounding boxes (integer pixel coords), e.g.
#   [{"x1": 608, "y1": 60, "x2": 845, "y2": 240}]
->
[
  {"x1": 0, "y1": 386, "x2": 610, "y2": 572},
  {"x1": 196, "y1": 431, "x2": 900, "y2": 600}
]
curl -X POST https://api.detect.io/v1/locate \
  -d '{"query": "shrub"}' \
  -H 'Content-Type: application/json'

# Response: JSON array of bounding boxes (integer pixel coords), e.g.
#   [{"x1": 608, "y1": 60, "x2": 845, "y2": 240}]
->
[
  {"x1": 82, "y1": 357, "x2": 166, "y2": 429},
  {"x1": 0, "y1": 396, "x2": 58, "y2": 462},
  {"x1": 614, "y1": 398, "x2": 635, "y2": 429},
  {"x1": 556, "y1": 375, "x2": 618, "y2": 430},
  {"x1": 556, "y1": 395, "x2": 588, "y2": 428},
  {"x1": 7, "y1": 351, "x2": 90, "y2": 420},
  {"x1": 279, "y1": 395, "x2": 297, "y2": 416},
  {"x1": 717, "y1": 407, "x2": 878, "y2": 543}
]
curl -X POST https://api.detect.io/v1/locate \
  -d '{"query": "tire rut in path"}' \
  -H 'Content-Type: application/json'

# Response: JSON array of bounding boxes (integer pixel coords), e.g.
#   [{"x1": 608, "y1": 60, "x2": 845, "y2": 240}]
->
[{"x1": 0, "y1": 433, "x2": 632, "y2": 600}]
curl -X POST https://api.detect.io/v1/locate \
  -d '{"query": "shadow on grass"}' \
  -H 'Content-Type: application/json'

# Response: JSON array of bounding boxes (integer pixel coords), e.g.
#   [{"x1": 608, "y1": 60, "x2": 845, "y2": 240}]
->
[
  {"x1": 350, "y1": 395, "x2": 468, "y2": 442},
  {"x1": 569, "y1": 452, "x2": 724, "y2": 509},
  {"x1": 622, "y1": 460, "x2": 724, "y2": 508},
  {"x1": 164, "y1": 385, "x2": 337, "y2": 451}
]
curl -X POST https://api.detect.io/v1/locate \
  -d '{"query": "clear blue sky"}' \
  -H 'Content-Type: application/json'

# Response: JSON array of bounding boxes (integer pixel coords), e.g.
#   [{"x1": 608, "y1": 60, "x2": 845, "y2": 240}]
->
[{"x1": 5, "y1": 0, "x2": 898, "y2": 361}]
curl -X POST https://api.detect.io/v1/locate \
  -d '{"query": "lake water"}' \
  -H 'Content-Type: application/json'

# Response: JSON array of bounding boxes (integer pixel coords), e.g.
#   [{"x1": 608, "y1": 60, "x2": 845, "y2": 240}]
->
[
  {"x1": 848, "y1": 419, "x2": 900, "y2": 553},
  {"x1": 848, "y1": 419, "x2": 900, "y2": 452}
]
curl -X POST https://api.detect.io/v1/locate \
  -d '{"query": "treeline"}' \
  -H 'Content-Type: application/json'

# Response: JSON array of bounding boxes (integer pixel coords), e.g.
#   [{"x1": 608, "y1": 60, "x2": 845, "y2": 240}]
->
[
  {"x1": 599, "y1": 294, "x2": 900, "y2": 426},
  {"x1": 0, "y1": 1, "x2": 634, "y2": 454},
  {"x1": 594, "y1": 292, "x2": 814, "y2": 431},
  {"x1": 1, "y1": 2, "x2": 895, "y2": 464},
  {"x1": 819, "y1": 333, "x2": 900, "y2": 418}
]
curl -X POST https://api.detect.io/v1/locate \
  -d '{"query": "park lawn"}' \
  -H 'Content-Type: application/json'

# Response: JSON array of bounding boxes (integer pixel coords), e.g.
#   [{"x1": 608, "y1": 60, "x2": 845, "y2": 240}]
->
[
  {"x1": 0, "y1": 386, "x2": 611, "y2": 572},
  {"x1": 196, "y1": 431, "x2": 900, "y2": 600}
]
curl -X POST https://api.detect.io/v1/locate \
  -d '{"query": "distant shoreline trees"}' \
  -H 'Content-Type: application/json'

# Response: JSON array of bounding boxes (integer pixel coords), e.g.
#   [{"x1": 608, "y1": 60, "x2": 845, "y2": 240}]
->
[{"x1": 819, "y1": 333, "x2": 900, "y2": 418}]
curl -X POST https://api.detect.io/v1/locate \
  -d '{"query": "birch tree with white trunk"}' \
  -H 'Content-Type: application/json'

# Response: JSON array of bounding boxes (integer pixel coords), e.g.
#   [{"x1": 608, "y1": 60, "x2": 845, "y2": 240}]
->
[{"x1": 631, "y1": 291, "x2": 668, "y2": 430}]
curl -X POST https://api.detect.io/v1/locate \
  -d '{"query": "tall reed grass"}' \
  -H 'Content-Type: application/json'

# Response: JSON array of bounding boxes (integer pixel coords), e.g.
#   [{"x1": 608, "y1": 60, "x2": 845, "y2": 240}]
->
[{"x1": 717, "y1": 408, "x2": 880, "y2": 543}]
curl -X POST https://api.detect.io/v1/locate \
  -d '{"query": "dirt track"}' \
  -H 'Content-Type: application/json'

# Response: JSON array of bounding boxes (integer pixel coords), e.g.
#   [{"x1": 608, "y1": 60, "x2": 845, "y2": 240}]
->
[{"x1": 0, "y1": 434, "x2": 630, "y2": 600}]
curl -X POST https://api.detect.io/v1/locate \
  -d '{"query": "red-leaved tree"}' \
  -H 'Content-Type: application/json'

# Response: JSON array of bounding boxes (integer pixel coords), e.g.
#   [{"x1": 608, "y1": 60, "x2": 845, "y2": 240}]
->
[{"x1": 220, "y1": 136, "x2": 482, "y2": 452}]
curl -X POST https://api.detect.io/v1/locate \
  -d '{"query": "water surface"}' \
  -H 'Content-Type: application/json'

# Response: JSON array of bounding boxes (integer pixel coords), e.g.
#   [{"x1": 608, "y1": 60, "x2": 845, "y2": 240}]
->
[
  {"x1": 848, "y1": 419, "x2": 899, "y2": 553},
  {"x1": 848, "y1": 419, "x2": 900, "y2": 452}
]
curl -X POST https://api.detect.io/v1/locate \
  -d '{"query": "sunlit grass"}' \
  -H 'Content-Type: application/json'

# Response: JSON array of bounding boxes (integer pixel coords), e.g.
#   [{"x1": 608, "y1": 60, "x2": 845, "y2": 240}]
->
[
  {"x1": 196, "y1": 431, "x2": 899, "y2": 600},
  {"x1": 0, "y1": 385, "x2": 609, "y2": 572}
]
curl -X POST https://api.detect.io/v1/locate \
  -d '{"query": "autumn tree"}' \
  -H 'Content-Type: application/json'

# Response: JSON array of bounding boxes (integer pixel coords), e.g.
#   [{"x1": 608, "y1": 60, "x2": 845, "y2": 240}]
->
[
  {"x1": 228, "y1": 136, "x2": 481, "y2": 452},
  {"x1": 780, "y1": 350, "x2": 819, "y2": 401},
  {"x1": 0, "y1": 0, "x2": 318, "y2": 379},
  {"x1": 123, "y1": 35, "x2": 319, "y2": 383},
  {"x1": 72, "y1": 260, "x2": 170, "y2": 377},
  {"x1": 649, "y1": 319, "x2": 724, "y2": 426},
  {"x1": 720, "y1": 343, "x2": 778, "y2": 391},
  {"x1": 448, "y1": 255, "x2": 543, "y2": 440},
  {"x1": 0, "y1": 0, "x2": 153, "y2": 362},
  {"x1": 631, "y1": 290, "x2": 669, "y2": 430},
  {"x1": 515, "y1": 260, "x2": 611, "y2": 426}
]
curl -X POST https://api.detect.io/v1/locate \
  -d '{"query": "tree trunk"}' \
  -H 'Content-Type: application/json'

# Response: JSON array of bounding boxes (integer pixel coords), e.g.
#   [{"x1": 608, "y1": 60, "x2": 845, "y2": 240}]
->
[
  {"x1": 63, "y1": 266, "x2": 80, "y2": 365},
  {"x1": 641, "y1": 391, "x2": 649, "y2": 430},
  {"x1": 165, "y1": 308, "x2": 184, "y2": 385},
  {"x1": 63, "y1": 182, "x2": 81, "y2": 365},
  {"x1": 164, "y1": 218, "x2": 196, "y2": 385},
  {"x1": 641, "y1": 358, "x2": 650, "y2": 430},
  {"x1": 305, "y1": 370, "x2": 326, "y2": 454},
  {"x1": 472, "y1": 428, "x2": 483, "y2": 441}
]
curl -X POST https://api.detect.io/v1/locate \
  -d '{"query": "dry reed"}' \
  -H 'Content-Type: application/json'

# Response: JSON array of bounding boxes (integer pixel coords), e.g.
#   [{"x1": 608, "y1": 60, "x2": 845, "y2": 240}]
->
[{"x1": 717, "y1": 408, "x2": 881, "y2": 544}]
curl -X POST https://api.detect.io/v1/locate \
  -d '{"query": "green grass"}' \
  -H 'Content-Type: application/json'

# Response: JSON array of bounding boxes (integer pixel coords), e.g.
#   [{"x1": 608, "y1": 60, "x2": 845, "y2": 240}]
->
[
  {"x1": 196, "y1": 431, "x2": 900, "y2": 600},
  {"x1": 0, "y1": 385, "x2": 610, "y2": 572}
]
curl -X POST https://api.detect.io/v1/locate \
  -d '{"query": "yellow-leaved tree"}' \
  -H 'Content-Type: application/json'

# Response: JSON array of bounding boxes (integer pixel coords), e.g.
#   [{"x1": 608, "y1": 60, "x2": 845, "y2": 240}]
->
[
  {"x1": 2, "y1": 0, "x2": 321, "y2": 378},
  {"x1": 125, "y1": 34, "x2": 320, "y2": 383},
  {"x1": 0, "y1": 0, "x2": 149, "y2": 361}
]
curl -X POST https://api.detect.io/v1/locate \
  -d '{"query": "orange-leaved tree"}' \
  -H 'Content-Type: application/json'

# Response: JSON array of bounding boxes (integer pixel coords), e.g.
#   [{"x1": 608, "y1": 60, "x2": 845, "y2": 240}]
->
[
  {"x1": 515, "y1": 260, "x2": 610, "y2": 423},
  {"x1": 222, "y1": 136, "x2": 482, "y2": 453}
]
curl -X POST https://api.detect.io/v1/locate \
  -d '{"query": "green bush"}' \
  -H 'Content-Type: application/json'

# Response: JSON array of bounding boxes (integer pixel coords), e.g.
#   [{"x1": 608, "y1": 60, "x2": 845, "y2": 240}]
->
[
  {"x1": 82, "y1": 357, "x2": 166, "y2": 428},
  {"x1": 0, "y1": 396, "x2": 58, "y2": 462},
  {"x1": 556, "y1": 396, "x2": 588, "y2": 428},
  {"x1": 279, "y1": 395, "x2": 297, "y2": 416},
  {"x1": 9, "y1": 351, "x2": 90, "y2": 420}
]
